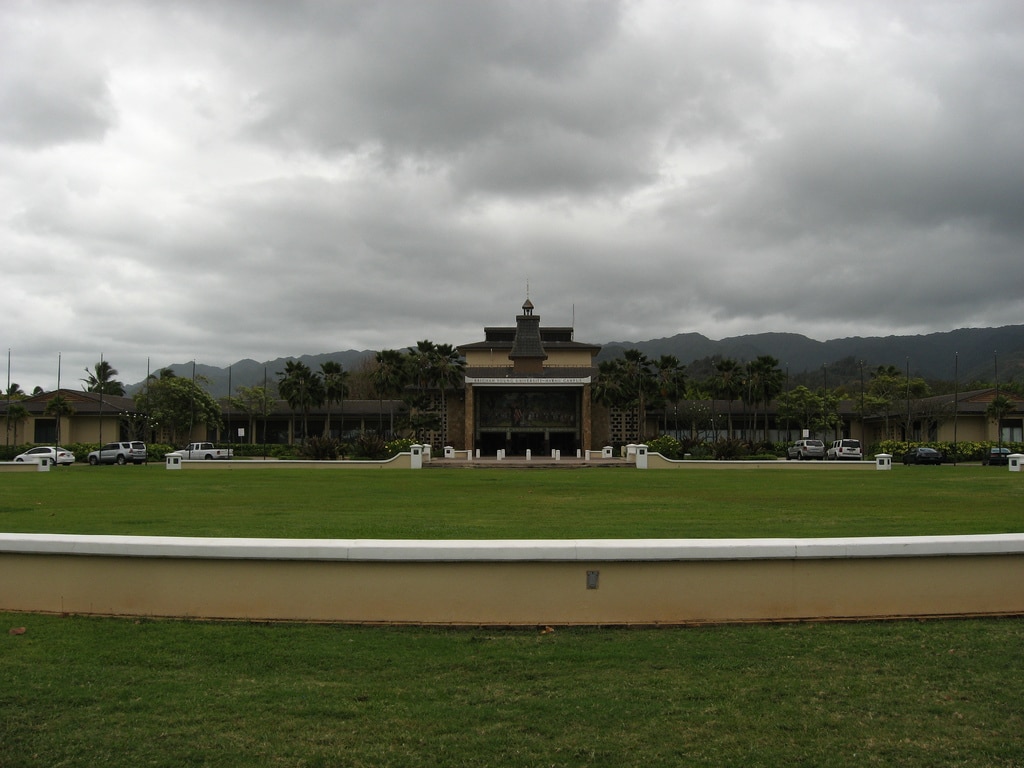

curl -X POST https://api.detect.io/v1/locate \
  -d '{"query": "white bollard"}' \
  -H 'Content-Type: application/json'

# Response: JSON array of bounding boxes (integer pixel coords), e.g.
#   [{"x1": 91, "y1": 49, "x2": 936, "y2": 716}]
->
[{"x1": 875, "y1": 453, "x2": 892, "y2": 471}]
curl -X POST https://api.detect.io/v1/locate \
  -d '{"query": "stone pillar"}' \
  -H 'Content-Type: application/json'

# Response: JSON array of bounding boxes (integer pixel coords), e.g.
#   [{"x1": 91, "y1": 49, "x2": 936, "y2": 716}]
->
[
  {"x1": 581, "y1": 383, "x2": 592, "y2": 451},
  {"x1": 463, "y1": 384, "x2": 475, "y2": 454}
]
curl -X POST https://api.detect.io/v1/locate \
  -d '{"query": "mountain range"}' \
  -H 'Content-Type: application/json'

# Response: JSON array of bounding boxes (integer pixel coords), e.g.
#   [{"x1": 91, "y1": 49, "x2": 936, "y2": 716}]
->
[{"x1": 129, "y1": 325, "x2": 1024, "y2": 396}]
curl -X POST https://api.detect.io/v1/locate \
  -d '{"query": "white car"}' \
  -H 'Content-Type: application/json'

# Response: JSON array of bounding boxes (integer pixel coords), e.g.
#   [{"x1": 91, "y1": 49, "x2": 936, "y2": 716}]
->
[
  {"x1": 14, "y1": 446, "x2": 76, "y2": 466},
  {"x1": 827, "y1": 439, "x2": 863, "y2": 461}
]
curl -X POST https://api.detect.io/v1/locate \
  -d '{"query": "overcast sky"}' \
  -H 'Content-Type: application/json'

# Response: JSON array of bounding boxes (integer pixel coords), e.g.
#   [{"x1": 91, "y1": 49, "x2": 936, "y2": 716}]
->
[{"x1": 4, "y1": 0, "x2": 1023, "y2": 391}]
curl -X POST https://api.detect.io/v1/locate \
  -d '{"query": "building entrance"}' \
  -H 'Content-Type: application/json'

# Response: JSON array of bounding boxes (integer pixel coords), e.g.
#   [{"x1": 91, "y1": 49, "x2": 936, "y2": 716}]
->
[{"x1": 476, "y1": 430, "x2": 578, "y2": 457}]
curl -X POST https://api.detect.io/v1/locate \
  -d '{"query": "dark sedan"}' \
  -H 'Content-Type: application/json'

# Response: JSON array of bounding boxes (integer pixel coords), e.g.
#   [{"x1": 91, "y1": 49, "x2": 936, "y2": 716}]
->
[
  {"x1": 902, "y1": 447, "x2": 943, "y2": 465},
  {"x1": 982, "y1": 447, "x2": 1011, "y2": 466}
]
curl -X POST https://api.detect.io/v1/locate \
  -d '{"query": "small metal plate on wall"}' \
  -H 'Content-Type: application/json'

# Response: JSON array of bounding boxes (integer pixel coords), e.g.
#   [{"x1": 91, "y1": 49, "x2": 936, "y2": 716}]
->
[{"x1": 586, "y1": 570, "x2": 599, "y2": 589}]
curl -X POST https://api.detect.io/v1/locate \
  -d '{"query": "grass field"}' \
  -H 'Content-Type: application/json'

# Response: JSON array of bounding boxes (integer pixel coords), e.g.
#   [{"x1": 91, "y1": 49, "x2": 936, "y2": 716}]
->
[
  {"x1": 2, "y1": 613, "x2": 1023, "y2": 767},
  {"x1": 2, "y1": 463, "x2": 1023, "y2": 539},
  {"x1": 3, "y1": 465, "x2": 1023, "y2": 766}
]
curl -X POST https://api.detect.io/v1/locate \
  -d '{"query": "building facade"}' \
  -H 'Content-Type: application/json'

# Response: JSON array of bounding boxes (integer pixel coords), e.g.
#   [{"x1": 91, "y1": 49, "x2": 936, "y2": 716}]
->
[{"x1": 458, "y1": 299, "x2": 602, "y2": 456}]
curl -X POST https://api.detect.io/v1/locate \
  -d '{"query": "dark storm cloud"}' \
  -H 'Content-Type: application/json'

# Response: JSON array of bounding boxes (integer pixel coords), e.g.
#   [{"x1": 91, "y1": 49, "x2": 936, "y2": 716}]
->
[{"x1": 3, "y1": 0, "x2": 1023, "y2": 389}]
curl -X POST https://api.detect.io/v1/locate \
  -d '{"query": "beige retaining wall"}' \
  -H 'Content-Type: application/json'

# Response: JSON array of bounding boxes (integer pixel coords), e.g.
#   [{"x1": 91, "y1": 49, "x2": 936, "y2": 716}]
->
[
  {"x1": 2, "y1": 534, "x2": 1022, "y2": 625},
  {"x1": 645, "y1": 453, "x2": 878, "y2": 470},
  {"x1": 170, "y1": 453, "x2": 416, "y2": 470}
]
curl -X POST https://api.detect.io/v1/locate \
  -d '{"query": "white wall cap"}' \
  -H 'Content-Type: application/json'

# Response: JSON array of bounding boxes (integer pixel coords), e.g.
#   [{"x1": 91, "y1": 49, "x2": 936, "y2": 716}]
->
[{"x1": 2, "y1": 533, "x2": 1024, "y2": 562}]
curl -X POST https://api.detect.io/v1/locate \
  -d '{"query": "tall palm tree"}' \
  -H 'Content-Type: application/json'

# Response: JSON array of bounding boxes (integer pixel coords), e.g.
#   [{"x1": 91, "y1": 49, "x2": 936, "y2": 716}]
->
[
  {"x1": 320, "y1": 361, "x2": 349, "y2": 438},
  {"x1": 712, "y1": 358, "x2": 743, "y2": 439},
  {"x1": 622, "y1": 350, "x2": 654, "y2": 442},
  {"x1": 82, "y1": 360, "x2": 125, "y2": 396},
  {"x1": 653, "y1": 355, "x2": 686, "y2": 433},
  {"x1": 44, "y1": 394, "x2": 76, "y2": 448},
  {"x1": 371, "y1": 350, "x2": 408, "y2": 436},
  {"x1": 276, "y1": 361, "x2": 323, "y2": 443},
  {"x1": 746, "y1": 355, "x2": 783, "y2": 442},
  {"x1": 986, "y1": 394, "x2": 1016, "y2": 449},
  {"x1": 431, "y1": 343, "x2": 465, "y2": 446},
  {"x1": 5, "y1": 402, "x2": 28, "y2": 446}
]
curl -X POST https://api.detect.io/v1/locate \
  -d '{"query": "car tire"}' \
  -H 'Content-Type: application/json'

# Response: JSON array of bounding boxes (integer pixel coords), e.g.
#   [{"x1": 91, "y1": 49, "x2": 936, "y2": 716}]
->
[{"x1": 116, "y1": 455, "x2": 127, "y2": 465}]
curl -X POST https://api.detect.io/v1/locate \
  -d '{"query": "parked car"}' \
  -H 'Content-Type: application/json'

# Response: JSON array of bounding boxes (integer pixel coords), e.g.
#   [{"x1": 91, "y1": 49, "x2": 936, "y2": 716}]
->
[
  {"x1": 13, "y1": 446, "x2": 76, "y2": 466},
  {"x1": 787, "y1": 439, "x2": 825, "y2": 460},
  {"x1": 981, "y1": 447, "x2": 1011, "y2": 466},
  {"x1": 87, "y1": 441, "x2": 148, "y2": 465},
  {"x1": 165, "y1": 442, "x2": 234, "y2": 460},
  {"x1": 902, "y1": 447, "x2": 943, "y2": 465},
  {"x1": 827, "y1": 439, "x2": 863, "y2": 461}
]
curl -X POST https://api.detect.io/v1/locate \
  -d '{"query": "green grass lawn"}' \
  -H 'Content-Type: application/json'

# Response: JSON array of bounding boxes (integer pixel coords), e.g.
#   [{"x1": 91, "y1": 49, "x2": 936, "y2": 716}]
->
[
  {"x1": 1, "y1": 463, "x2": 1022, "y2": 539},
  {"x1": 3, "y1": 465, "x2": 1023, "y2": 766},
  {"x1": 2, "y1": 613, "x2": 1022, "y2": 767}
]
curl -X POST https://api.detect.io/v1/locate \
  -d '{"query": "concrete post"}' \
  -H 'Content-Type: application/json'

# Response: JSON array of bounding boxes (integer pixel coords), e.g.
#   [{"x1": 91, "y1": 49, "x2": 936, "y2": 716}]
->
[{"x1": 636, "y1": 444, "x2": 648, "y2": 469}]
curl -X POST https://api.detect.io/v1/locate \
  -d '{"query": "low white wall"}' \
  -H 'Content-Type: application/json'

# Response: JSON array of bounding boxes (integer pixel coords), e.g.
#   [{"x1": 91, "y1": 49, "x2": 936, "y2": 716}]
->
[
  {"x1": 645, "y1": 453, "x2": 877, "y2": 470},
  {"x1": 2, "y1": 533, "x2": 1022, "y2": 625}
]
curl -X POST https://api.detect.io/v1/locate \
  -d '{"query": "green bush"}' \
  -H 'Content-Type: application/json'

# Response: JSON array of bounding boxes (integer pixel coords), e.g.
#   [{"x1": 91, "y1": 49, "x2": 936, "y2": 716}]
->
[
  {"x1": 300, "y1": 437, "x2": 342, "y2": 460},
  {"x1": 385, "y1": 437, "x2": 417, "y2": 457},
  {"x1": 712, "y1": 438, "x2": 748, "y2": 460},
  {"x1": 871, "y1": 439, "x2": 1024, "y2": 462},
  {"x1": 646, "y1": 435, "x2": 682, "y2": 459},
  {"x1": 353, "y1": 432, "x2": 387, "y2": 460}
]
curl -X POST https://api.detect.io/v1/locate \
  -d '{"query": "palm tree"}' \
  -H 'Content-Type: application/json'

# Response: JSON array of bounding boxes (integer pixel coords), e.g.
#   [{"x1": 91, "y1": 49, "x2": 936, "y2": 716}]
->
[
  {"x1": 44, "y1": 393, "x2": 76, "y2": 448},
  {"x1": 986, "y1": 394, "x2": 1016, "y2": 449},
  {"x1": 746, "y1": 355, "x2": 784, "y2": 442},
  {"x1": 5, "y1": 383, "x2": 26, "y2": 399},
  {"x1": 371, "y1": 350, "x2": 408, "y2": 436},
  {"x1": 82, "y1": 360, "x2": 126, "y2": 396},
  {"x1": 276, "y1": 361, "x2": 323, "y2": 443},
  {"x1": 431, "y1": 343, "x2": 465, "y2": 446},
  {"x1": 320, "y1": 361, "x2": 349, "y2": 438},
  {"x1": 622, "y1": 350, "x2": 654, "y2": 442},
  {"x1": 653, "y1": 355, "x2": 686, "y2": 434},
  {"x1": 5, "y1": 402, "x2": 28, "y2": 446},
  {"x1": 593, "y1": 358, "x2": 628, "y2": 409},
  {"x1": 712, "y1": 358, "x2": 743, "y2": 439}
]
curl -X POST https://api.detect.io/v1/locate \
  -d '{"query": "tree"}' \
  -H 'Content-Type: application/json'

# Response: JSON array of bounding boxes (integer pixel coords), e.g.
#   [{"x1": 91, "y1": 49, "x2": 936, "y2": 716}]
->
[
  {"x1": 593, "y1": 351, "x2": 656, "y2": 443},
  {"x1": 370, "y1": 350, "x2": 408, "y2": 436},
  {"x1": 406, "y1": 341, "x2": 464, "y2": 446},
  {"x1": 745, "y1": 356, "x2": 784, "y2": 442},
  {"x1": 135, "y1": 375, "x2": 222, "y2": 446},
  {"x1": 82, "y1": 360, "x2": 125, "y2": 396},
  {"x1": 230, "y1": 384, "x2": 275, "y2": 445},
  {"x1": 712, "y1": 358, "x2": 743, "y2": 439},
  {"x1": 44, "y1": 394, "x2": 76, "y2": 447},
  {"x1": 434, "y1": 343, "x2": 465, "y2": 445},
  {"x1": 987, "y1": 394, "x2": 1016, "y2": 447},
  {"x1": 5, "y1": 402, "x2": 28, "y2": 445},
  {"x1": 277, "y1": 361, "x2": 323, "y2": 444},
  {"x1": 5, "y1": 383, "x2": 26, "y2": 399},
  {"x1": 623, "y1": 349, "x2": 655, "y2": 441},
  {"x1": 776, "y1": 386, "x2": 820, "y2": 436},
  {"x1": 319, "y1": 361, "x2": 349, "y2": 438},
  {"x1": 652, "y1": 355, "x2": 686, "y2": 433}
]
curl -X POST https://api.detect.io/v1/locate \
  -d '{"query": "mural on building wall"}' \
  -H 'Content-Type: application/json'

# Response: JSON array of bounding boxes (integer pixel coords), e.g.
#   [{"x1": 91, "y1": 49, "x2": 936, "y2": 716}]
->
[{"x1": 478, "y1": 390, "x2": 577, "y2": 430}]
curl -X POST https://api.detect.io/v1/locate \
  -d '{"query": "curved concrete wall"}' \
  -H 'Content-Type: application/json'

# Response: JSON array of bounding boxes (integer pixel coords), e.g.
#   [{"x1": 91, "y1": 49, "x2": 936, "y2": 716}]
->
[{"x1": 2, "y1": 534, "x2": 1022, "y2": 625}]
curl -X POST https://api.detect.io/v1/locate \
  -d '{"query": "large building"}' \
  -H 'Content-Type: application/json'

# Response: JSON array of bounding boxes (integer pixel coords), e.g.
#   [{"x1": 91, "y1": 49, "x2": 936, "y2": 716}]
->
[{"x1": 457, "y1": 299, "x2": 602, "y2": 456}]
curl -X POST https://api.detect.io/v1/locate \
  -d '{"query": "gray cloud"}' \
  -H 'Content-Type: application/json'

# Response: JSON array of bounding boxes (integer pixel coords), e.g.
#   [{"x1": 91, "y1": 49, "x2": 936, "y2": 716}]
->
[{"x1": 3, "y1": 0, "x2": 1023, "y2": 390}]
